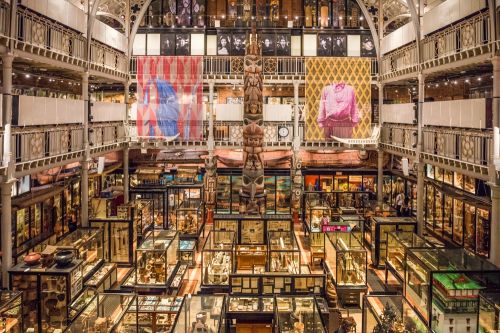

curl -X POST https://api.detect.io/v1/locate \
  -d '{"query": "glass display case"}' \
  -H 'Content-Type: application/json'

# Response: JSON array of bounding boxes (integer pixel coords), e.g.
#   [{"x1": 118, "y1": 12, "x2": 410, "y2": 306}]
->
[
  {"x1": 479, "y1": 292, "x2": 500, "y2": 333},
  {"x1": 362, "y1": 294, "x2": 429, "y2": 333},
  {"x1": 325, "y1": 232, "x2": 367, "y2": 307},
  {"x1": 275, "y1": 297, "x2": 326, "y2": 333},
  {"x1": 226, "y1": 296, "x2": 274, "y2": 332},
  {"x1": 135, "y1": 232, "x2": 179, "y2": 290},
  {"x1": 385, "y1": 232, "x2": 433, "y2": 285},
  {"x1": 213, "y1": 218, "x2": 239, "y2": 239},
  {"x1": 122, "y1": 295, "x2": 184, "y2": 333},
  {"x1": 268, "y1": 231, "x2": 300, "y2": 274},
  {"x1": 174, "y1": 206, "x2": 203, "y2": 238},
  {"x1": 235, "y1": 245, "x2": 268, "y2": 271},
  {"x1": 10, "y1": 259, "x2": 84, "y2": 333},
  {"x1": 130, "y1": 186, "x2": 168, "y2": 229},
  {"x1": 167, "y1": 183, "x2": 203, "y2": 210},
  {"x1": 89, "y1": 212, "x2": 137, "y2": 265},
  {"x1": 65, "y1": 293, "x2": 136, "y2": 332},
  {"x1": 305, "y1": 206, "x2": 331, "y2": 233},
  {"x1": 172, "y1": 295, "x2": 225, "y2": 333},
  {"x1": 369, "y1": 216, "x2": 417, "y2": 268},
  {"x1": 55, "y1": 228, "x2": 104, "y2": 280},
  {"x1": 84, "y1": 263, "x2": 117, "y2": 292},
  {"x1": 67, "y1": 287, "x2": 96, "y2": 322},
  {"x1": 134, "y1": 199, "x2": 154, "y2": 241},
  {"x1": 179, "y1": 239, "x2": 196, "y2": 267},
  {"x1": 310, "y1": 232, "x2": 325, "y2": 266},
  {"x1": 201, "y1": 231, "x2": 235, "y2": 288},
  {"x1": 405, "y1": 248, "x2": 500, "y2": 332},
  {"x1": 0, "y1": 291, "x2": 22, "y2": 333}
]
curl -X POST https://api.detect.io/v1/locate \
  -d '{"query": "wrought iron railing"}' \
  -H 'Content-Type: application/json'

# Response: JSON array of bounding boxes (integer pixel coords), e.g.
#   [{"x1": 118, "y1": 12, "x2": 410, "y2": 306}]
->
[
  {"x1": 422, "y1": 126, "x2": 492, "y2": 166},
  {"x1": 130, "y1": 56, "x2": 379, "y2": 78},
  {"x1": 12, "y1": 6, "x2": 126, "y2": 76},
  {"x1": 380, "y1": 43, "x2": 419, "y2": 77},
  {"x1": 380, "y1": 123, "x2": 417, "y2": 150},
  {"x1": 422, "y1": 11, "x2": 491, "y2": 64}
]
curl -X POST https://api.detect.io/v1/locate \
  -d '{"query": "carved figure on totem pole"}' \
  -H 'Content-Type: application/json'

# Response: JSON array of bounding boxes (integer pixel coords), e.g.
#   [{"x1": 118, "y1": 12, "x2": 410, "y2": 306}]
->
[
  {"x1": 291, "y1": 152, "x2": 302, "y2": 213},
  {"x1": 204, "y1": 156, "x2": 217, "y2": 210},
  {"x1": 240, "y1": 27, "x2": 265, "y2": 215}
]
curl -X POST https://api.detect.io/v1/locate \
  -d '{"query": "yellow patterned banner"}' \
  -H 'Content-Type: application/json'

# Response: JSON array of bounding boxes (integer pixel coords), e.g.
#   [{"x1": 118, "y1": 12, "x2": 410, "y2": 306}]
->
[{"x1": 305, "y1": 57, "x2": 371, "y2": 141}]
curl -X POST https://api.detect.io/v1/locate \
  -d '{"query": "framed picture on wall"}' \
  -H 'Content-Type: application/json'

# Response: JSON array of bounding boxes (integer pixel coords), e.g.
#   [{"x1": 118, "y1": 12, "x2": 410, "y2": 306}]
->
[
  {"x1": 276, "y1": 34, "x2": 291, "y2": 56},
  {"x1": 317, "y1": 34, "x2": 332, "y2": 56},
  {"x1": 228, "y1": 0, "x2": 237, "y2": 19},
  {"x1": 192, "y1": 0, "x2": 205, "y2": 26},
  {"x1": 267, "y1": 97, "x2": 281, "y2": 104},
  {"x1": 227, "y1": 97, "x2": 244, "y2": 104},
  {"x1": 175, "y1": 34, "x2": 191, "y2": 55},
  {"x1": 160, "y1": 34, "x2": 176, "y2": 55},
  {"x1": 232, "y1": 33, "x2": 246, "y2": 56},
  {"x1": 261, "y1": 34, "x2": 276, "y2": 56},
  {"x1": 360, "y1": 35, "x2": 376, "y2": 57},
  {"x1": 283, "y1": 97, "x2": 294, "y2": 104},
  {"x1": 177, "y1": 0, "x2": 191, "y2": 26},
  {"x1": 217, "y1": 33, "x2": 231, "y2": 55},
  {"x1": 332, "y1": 34, "x2": 347, "y2": 56},
  {"x1": 164, "y1": 0, "x2": 177, "y2": 26}
]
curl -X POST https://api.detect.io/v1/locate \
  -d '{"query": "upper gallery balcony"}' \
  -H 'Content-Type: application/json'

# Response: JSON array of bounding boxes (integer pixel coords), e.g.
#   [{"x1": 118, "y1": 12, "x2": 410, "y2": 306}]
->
[
  {"x1": 130, "y1": 56, "x2": 379, "y2": 83},
  {"x1": 0, "y1": 2, "x2": 128, "y2": 81},
  {"x1": 380, "y1": 10, "x2": 492, "y2": 82}
]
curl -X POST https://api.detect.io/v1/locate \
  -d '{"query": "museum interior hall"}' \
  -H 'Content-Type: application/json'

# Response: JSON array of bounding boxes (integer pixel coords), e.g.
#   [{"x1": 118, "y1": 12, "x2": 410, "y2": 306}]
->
[{"x1": 0, "y1": 0, "x2": 498, "y2": 332}]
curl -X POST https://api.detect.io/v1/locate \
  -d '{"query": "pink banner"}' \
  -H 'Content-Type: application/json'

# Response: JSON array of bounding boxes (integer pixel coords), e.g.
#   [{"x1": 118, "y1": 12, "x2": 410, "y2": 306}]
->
[{"x1": 136, "y1": 56, "x2": 203, "y2": 140}]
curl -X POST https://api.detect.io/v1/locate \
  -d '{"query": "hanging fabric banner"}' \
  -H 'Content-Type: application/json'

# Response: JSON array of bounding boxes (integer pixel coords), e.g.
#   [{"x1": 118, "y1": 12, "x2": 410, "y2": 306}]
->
[{"x1": 136, "y1": 56, "x2": 203, "y2": 141}]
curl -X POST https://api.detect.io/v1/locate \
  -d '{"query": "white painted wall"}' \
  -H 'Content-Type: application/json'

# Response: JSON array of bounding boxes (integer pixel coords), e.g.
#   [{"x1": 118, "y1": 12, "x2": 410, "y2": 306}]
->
[
  {"x1": 381, "y1": 103, "x2": 415, "y2": 124},
  {"x1": 21, "y1": 0, "x2": 127, "y2": 52},
  {"x1": 92, "y1": 102, "x2": 126, "y2": 122},
  {"x1": 423, "y1": 0, "x2": 486, "y2": 35},
  {"x1": 17, "y1": 96, "x2": 84, "y2": 125},
  {"x1": 263, "y1": 104, "x2": 292, "y2": 121},
  {"x1": 215, "y1": 104, "x2": 244, "y2": 121},
  {"x1": 381, "y1": 0, "x2": 486, "y2": 55},
  {"x1": 422, "y1": 98, "x2": 487, "y2": 129}
]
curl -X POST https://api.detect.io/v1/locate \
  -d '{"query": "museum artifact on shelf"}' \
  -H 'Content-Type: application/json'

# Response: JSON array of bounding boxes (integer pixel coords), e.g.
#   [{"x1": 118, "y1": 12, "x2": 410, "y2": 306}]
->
[
  {"x1": 84, "y1": 263, "x2": 117, "y2": 292},
  {"x1": 201, "y1": 231, "x2": 235, "y2": 290},
  {"x1": 10, "y1": 258, "x2": 84, "y2": 333},
  {"x1": 268, "y1": 231, "x2": 300, "y2": 274},
  {"x1": 0, "y1": 291, "x2": 22, "y2": 333},
  {"x1": 305, "y1": 205, "x2": 331, "y2": 233},
  {"x1": 324, "y1": 232, "x2": 367, "y2": 307},
  {"x1": 362, "y1": 294, "x2": 428, "y2": 333},
  {"x1": 65, "y1": 293, "x2": 136, "y2": 332},
  {"x1": 167, "y1": 183, "x2": 204, "y2": 231},
  {"x1": 174, "y1": 206, "x2": 203, "y2": 239},
  {"x1": 275, "y1": 296, "x2": 326, "y2": 333},
  {"x1": 171, "y1": 295, "x2": 225, "y2": 333},
  {"x1": 405, "y1": 248, "x2": 500, "y2": 333},
  {"x1": 385, "y1": 231, "x2": 433, "y2": 286},
  {"x1": 368, "y1": 216, "x2": 417, "y2": 268}
]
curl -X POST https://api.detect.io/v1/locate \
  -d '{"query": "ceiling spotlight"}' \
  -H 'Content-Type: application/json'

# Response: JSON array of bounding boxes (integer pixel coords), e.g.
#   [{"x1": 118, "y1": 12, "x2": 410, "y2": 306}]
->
[
  {"x1": 465, "y1": 79, "x2": 470, "y2": 83},
  {"x1": 25, "y1": 74, "x2": 30, "y2": 78},
  {"x1": 477, "y1": 77, "x2": 482, "y2": 81}
]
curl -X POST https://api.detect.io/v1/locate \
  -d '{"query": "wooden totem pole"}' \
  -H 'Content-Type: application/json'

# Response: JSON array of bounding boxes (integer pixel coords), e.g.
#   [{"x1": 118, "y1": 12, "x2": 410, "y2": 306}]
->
[
  {"x1": 204, "y1": 155, "x2": 217, "y2": 224},
  {"x1": 239, "y1": 28, "x2": 265, "y2": 215}
]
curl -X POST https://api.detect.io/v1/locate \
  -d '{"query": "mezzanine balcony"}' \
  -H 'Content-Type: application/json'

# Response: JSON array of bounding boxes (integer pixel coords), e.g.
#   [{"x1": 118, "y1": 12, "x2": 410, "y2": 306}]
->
[{"x1": 380, "y1": 11, "x2": 492, "y2": 82}]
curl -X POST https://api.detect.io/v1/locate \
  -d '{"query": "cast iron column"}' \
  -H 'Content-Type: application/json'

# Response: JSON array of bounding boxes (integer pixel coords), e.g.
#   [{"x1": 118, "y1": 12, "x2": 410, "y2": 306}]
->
[
  {"x1": 489, "y1": 56, "x2": 500, "y2": 265},
  {"x1": 377, "y1": 82, "x2": 384, "y2": 204},
  {"x1": 1, "y1": 53, "x2": 14, "y2": 287},
  {"x1": 416, "y1": 73, "x2": 425, "y2": 236},
  {"x1": 81, "y1": 72, "x2": 90, "y2": 226}
]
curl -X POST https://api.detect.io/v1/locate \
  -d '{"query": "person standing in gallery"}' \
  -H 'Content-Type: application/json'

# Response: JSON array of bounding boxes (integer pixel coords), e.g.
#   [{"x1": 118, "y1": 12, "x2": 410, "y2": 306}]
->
[{"x1": 317, "y1": 82, "x2": 360, "y2": 138}]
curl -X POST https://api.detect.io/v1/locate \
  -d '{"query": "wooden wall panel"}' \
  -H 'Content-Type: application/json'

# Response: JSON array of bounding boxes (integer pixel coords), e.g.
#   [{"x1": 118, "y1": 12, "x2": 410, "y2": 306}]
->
[
  {"x1": 291, "y1": 0, "x2": 302, "y2": 20},
  {"x1": 207, "y1": 0, "x2": 218, "y2": 17},
  {"x1": 216, "y1": 0, "x2": 226, "y2": 17}
]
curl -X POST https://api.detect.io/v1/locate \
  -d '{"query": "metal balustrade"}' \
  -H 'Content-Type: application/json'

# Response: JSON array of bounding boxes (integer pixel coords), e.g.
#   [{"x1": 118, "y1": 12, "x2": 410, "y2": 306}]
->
[
  {"x1": 90, "y1": 122, "x2": 127, "y2": 147},
  {"x1": 130, "y1": 56, "x2": 379, "y2": 79},
  {"x1": 380, "y1": 43, "x2": 419, "y2": 78},
  {"x1": 422, "y1": 126, "x2": 492, "y2": 166},
  {"x1": 422, "y1": 11, "x2": 491, "y2": 66},
  {"x1": 380, "y1": 123, "x2": 417, "y2": 150}
]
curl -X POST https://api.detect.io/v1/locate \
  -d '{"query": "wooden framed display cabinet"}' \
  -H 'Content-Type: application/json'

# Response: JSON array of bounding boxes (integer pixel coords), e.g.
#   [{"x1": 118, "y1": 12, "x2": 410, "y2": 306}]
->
[
  {"x1": 368, "y1": 216, "x2": 417, "y2": 268},
  {"x1": 201, "y1": 231, "x2": 235, "y2": 292},
  {"x1": 130, "y1": 185, "x2": 168, "y2": 229},
  {"x1": 171, "y1": 295, "x2": 225, "y2": 333},
  {"x1": 213, "y1": 214, "x2": 293, "y2": 245},
  {"x1": 275, "y1": 296, "x2": 326, "y2": 333},
  {"x1": 10, "y1": 259, "x2": 84, "y2": 333},
  {"x1": 0, "y1": 291, "x2": 23, "y2": 333}
]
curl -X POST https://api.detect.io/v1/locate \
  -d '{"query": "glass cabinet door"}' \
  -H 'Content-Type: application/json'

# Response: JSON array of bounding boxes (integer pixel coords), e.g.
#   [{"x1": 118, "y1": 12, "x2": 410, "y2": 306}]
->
[
  {"x1": 276, "y1": 176, "x2": 291, "y2": 214},
  {"x1": 231, "y1": 176, "x2": 241, "y2": 214},
  {"x1": 216, "y1": 176, "x2": 230, "y2": 214},
  {"x1": 464, "y1": 203, "x2": 476, "y2": 252},
  {"x1": 425, "y1": 185, "x2": 434, "y2": 230},
  {"x1": 476, "y1": 208, "x2": 490, "y2": 257},
  {"x1": 434, "y1": 190, "x2": 443, "y2": 235},
  {"x1": 265, "y1": 176, "x2": 276, "y2": 214},
  {"x1": 452, "y1": 199, "x2": 464, "y2": 245},
  {"x1": 442, "y1": 195, "x2": 453, "y2": 241}
]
